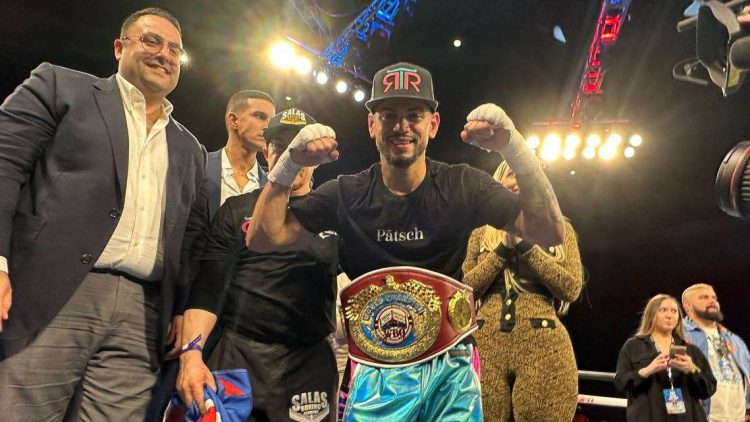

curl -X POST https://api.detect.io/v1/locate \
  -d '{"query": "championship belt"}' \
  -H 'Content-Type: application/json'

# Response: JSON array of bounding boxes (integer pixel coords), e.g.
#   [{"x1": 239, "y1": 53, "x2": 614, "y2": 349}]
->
[{"x1": 340, "y1": 266, "x2": 477, "y2": 368}]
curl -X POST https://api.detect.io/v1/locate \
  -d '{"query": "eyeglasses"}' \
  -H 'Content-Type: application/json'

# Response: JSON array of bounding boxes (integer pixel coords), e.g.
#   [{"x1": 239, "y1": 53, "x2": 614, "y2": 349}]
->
[
  {"x1": 122, "y1": 32, "x2": 185, "y2": 61},
  {"x1": 377, "y1": 110, "x2": 428, "y2": 126}
]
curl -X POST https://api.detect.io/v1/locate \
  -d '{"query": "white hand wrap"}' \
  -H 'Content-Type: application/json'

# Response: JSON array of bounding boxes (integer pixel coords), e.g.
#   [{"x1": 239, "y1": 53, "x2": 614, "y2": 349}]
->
[
  {"x1": 466, "y1": 103, "x2": 537, "y2": 175},
  {"x1": 267, "y1": 123, "x2": 336, "y2": 187}
]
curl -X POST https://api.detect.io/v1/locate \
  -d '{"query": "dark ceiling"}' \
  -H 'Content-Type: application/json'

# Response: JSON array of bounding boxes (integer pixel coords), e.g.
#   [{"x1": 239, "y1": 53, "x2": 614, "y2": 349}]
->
[{"x1": 2, "y1": 0, "x2": 749, "y2": 378}]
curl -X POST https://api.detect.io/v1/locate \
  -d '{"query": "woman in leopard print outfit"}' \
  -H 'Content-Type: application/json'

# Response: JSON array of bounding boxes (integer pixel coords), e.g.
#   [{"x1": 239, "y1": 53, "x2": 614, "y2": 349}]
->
[{"x1": 462, "y1": 161, "x2": 584, "y2": 421}]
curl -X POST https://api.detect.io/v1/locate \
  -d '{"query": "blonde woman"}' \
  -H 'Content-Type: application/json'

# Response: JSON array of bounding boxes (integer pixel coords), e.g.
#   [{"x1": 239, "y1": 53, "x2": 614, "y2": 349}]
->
[
  {"x1": 461, "y1": 161, "x2": 583, "y2": 421},
  {"x1": 615, "y1": 294, "x2": 716, "y2": 421}
]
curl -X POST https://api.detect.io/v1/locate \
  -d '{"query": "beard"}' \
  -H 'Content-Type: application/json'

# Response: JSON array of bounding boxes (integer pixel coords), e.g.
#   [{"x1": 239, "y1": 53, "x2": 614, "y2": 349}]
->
[
  {"x1": 378, "y1": 136, "x2": 427, "y2": 168},
  {"x1": 695, "y1": 308, "x2": 724, "y2": 322}
]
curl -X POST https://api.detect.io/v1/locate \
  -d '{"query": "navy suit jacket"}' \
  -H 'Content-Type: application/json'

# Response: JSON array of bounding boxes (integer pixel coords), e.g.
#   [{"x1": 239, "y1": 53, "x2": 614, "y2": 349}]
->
[{"x1": 0, "y1": 63, "x2": 206, "y2": 359}]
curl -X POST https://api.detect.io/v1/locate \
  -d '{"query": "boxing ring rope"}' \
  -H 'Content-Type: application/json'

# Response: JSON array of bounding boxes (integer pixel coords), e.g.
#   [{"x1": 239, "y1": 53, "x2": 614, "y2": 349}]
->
[{"x1": 577, "y1": 370, "x2": 627, "y2": 408}]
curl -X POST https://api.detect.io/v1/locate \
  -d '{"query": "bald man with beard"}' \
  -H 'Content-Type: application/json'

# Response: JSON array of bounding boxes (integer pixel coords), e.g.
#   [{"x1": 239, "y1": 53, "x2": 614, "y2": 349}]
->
[{"x1": 682, "y1": 284, "x2": 750, "y2": 421}]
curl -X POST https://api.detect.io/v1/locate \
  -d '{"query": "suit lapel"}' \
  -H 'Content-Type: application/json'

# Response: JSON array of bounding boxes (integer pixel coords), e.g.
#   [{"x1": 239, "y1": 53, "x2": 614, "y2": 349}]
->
[
  {"x1": 93, "y1": 75, "x2": 128, "y2": 202},
  {"x1": 206, "y1": 151, "x2": 222, "y2": 218}
]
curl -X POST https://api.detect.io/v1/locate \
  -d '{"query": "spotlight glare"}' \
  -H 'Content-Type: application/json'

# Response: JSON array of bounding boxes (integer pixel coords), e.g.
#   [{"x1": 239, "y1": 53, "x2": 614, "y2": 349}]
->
[
  {"x1": 624, "y1": 146, "x2": 635, "y2": 158},
  {"x1": 269, "y1": 41, "x2": 295, "y2": 69},
  {"x1": 453, "y1": 39, "x2": 462, "y2": 48},
  {"x1": 583, "y1": 147, "x2": 596, "y2": 160},
  {"x1": 315, "y1": 71, "x2": 329, "y2": 85},
  {"x1": 353, "y1": 89, "x2": 366, "y2": 102},
  {"x1": 180, "y1": 53, "x2": 190, "y2": 65},
  {"x1": 629, "y1": 134, "x2": 643, "y2": 147},
  {"x1": 599, "y1": 144, "x2": 617, "y2": 160},
  {"x1": 606, "y1": 133, "x2": 623, "y2": 145},
  {"x1": 570, "y1": 170, "x2": 576, "y2": 175},
  {"x1": 284, "y1": 96, "x2": 292, "y2": 101},
  {"x1": 527, "y1": 135, "x2": 541, "y2": 149},
  {"x1": 564, "y1": 134, "x2": 581, "y2": 149},
  {"x1": 293, "y1": 57, "x2": 312, "y2": 75},
  {"x1": 586, "y1": 134, "x2": 601, "y2": 148},
  {"x1": 540, "y1": 133, "x2": 562, "y2": 162},
  {"x1": 563, "y1": 148, "x2": 576, "y2": 160},
  {"x1": 335, "y1": 80, "x2": 348, "y2": 94}
]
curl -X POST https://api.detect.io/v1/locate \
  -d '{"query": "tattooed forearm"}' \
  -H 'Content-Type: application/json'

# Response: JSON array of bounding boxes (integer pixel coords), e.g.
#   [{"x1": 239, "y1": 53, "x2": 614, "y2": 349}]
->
[{"x1": 514, "y1": 168, "x2": 565, "y2": 245}]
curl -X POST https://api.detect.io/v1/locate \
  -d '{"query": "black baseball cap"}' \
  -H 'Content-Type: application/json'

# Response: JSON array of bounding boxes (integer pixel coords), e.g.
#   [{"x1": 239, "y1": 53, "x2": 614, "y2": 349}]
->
[
  {"x1": 263, "y1": 108, "x2": 316, "y2": 146},
  {"x1": 365, "y1": 62, "x2": 438, "y2": 112}
]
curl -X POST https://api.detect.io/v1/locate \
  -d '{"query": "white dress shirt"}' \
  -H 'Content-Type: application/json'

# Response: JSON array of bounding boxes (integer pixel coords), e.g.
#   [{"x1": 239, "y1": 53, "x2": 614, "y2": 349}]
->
[
  {"x1": 219, "y1": 147, "x2": 261, "y2": 206},
  {"x1": 0, "y1": 75, "x2": 172, "y2": 278},
  {"x1": 92, "y1": 74, "x2": 172, "y2": 281}
]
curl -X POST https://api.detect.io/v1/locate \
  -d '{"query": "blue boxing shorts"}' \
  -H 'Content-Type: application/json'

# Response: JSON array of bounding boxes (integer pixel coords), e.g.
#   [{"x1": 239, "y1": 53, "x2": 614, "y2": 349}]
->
[{"x1": 341, "y1": 343, "x2": 481, "y2": 421}]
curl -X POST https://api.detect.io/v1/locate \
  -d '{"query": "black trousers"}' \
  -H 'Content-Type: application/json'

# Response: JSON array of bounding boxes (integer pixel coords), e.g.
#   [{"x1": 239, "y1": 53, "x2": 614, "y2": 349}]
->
[{"x1": 207, "y1": 329, "x2": 338, "y2": 422}]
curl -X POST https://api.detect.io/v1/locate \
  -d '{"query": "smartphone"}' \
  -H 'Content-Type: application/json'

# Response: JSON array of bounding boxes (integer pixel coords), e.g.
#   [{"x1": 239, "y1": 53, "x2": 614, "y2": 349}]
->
[{"x1": 670, "y1": 345, "x2": 687, "y2": 358}]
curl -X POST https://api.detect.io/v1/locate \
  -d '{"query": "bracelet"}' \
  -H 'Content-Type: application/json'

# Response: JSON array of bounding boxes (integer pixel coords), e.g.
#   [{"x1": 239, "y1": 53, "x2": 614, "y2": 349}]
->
[{"x1": 180, "y1": 334, "x2": 203, "y2": 356}]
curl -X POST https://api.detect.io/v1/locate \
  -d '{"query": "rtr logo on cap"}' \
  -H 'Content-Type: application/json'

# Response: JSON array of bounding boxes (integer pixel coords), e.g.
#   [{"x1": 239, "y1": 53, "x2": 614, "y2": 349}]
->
[
  {"x1": 280, "y1": 108, "x2": 307, "y2": 126},
  {"x1": 382, "y1": 66, "x2": 422, "y2": 94}
]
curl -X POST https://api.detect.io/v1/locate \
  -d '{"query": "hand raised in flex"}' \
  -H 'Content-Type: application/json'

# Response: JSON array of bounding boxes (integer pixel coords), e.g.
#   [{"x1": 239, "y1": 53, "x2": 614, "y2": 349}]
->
[
  {"x1": 268, "y1": 124, "x2": 338, "y2": 187},
  {"x1": 289, "y1": 124, "x2": 339, "y2": 167},
  {"x1": 461, "y1": 104, "x2": 524, "y2": 151}
]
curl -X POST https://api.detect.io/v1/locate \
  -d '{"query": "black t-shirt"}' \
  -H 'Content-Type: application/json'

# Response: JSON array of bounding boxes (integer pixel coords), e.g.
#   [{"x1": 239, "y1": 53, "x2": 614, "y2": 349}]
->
[
  {"x1": 289, "y1": 158, "x2": 520, "y2": 280},
  {"x1": 187, "y1": 190, "x2": 339, "y2": 345}
]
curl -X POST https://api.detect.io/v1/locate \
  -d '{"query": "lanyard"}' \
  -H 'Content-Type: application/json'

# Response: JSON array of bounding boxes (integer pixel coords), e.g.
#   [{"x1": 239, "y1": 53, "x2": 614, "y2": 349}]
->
[{"x1": 652, "y1": 336, "x2": 677, "y2": 390}]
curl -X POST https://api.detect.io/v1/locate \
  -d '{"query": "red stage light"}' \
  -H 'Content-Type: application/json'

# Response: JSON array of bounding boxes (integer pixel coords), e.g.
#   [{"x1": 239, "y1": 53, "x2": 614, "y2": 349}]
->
[{"x1": 601, "y1": 14, "x2": 622, "y2": 42}]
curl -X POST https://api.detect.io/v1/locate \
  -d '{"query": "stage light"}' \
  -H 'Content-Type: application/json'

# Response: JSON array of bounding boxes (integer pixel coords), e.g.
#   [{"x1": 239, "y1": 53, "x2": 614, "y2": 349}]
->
[
  {"x1": 335, "y1": 80, "x2": 348, "y2": 94},
  {"x1": 270, "y1": 41, "x2": 295, "y2": 69},
  {"x1": 586, "y1": 134, "x2": 601, "y2": 148},
  {"x1": 599, "y1": 144, "x2": 617, "y2": 160},
  {"x1": 284, "y1": 96, "x2": 293, "y2": 101},
  {"x1": 564, "y1": 134, "x2": 581, "y2": 149},
  {"x1": 543, "y1": 133, "x2": 562, "y2": 148},
  {"x1": 583, "y1": 147, "x2": 596, "y2": 160},
  {"x1": 570, "y1": 170, "x2": 576, "y2": 175},
  {"x1": 527, "y1": 135, "x2": 541, "y2": 149},
  {"x1": 606, "y1": 133, "x2": 623, "y2": 145},
  {"x1": 353, "y1": 89, "x2": 366, "y2": 102},
  {"x1": 294, "y1": 57, "x2": 312, "y2": 75},
  {"x1": 540, "y1": 133, "x2": 562, "y2": 162},
  {"x1": 629, "y1": 134, "x2": 643, "y2": 147},
  {"x1": 563, "y1": 148, "x2": 576, "y2": 161},
  {"x1": 453, "y1": 39, "x2": 462, "y2": 48},
  {"x1": 624, "y1": 146, "x2": 635, "y2": 158},
  {"x1": 316, "y1": 71, "x2": 329, "y2": 85},
  {"x1": 180, "y1": 53, "x2": 190, "y2": 65}
]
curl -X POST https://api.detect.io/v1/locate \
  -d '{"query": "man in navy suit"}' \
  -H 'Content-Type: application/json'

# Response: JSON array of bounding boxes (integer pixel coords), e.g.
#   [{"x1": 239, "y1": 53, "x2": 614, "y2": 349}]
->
[
  {"x1": 167, "y1": 90, "x2": 276, "y2": 350},
  {"x1": 173, "y1": 91, "x2": 276, "y2": 296},
  {"x1": 0, "y1": 8, "x2": 206, "y2": 421},
  {"x1": 207, "y1": 90, "x2": 276, "y2": 218}
]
